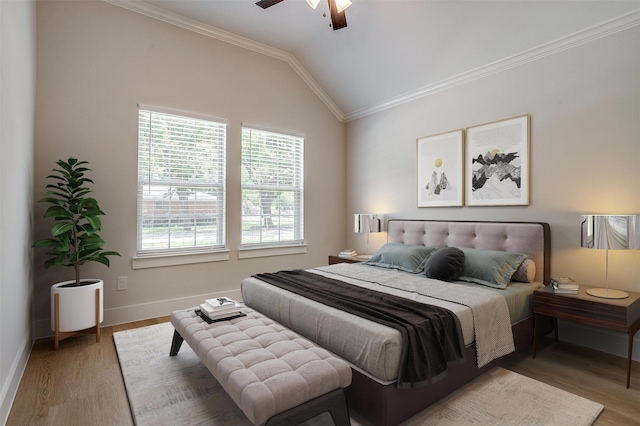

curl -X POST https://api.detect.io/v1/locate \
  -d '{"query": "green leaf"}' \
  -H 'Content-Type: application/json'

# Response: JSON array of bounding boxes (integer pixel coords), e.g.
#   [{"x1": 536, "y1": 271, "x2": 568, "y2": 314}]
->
[
  {"x1": 43, "y1": 206, "x2": 73, "y2": 219},
  {"x1": 51, "y1": 222, "x2": 74, "y2": 236},
  {"x1": 85, "y1": 215, "x2": 102, "y2": 230},
  {"x1": 33, "y1": 238, "x2": 59, "y2": 247},
  {"x1": 93, "y1": 256, "x2": 110, "y2": 267}
]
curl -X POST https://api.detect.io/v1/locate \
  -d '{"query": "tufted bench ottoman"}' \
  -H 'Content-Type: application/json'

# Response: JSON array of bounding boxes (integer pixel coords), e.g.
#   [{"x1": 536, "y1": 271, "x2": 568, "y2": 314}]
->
[{"x1": 170, "y1": 307, "x2": 352, "y2": 426}]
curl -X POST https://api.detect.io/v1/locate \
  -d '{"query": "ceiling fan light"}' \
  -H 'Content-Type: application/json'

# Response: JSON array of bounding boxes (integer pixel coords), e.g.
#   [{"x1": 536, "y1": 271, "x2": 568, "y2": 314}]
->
[
  {"x1": 306, "y1": 0, "x2": 321, "y2": 9},
  {"x1": 335, "y1": 0, "x2": 352, "y2": 13}
]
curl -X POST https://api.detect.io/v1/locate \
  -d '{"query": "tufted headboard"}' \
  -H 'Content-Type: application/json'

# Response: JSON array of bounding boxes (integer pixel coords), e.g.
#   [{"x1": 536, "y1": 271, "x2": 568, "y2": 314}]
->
[{"x1": 387, "y1": 220, "x2": 551, "y2": 285}]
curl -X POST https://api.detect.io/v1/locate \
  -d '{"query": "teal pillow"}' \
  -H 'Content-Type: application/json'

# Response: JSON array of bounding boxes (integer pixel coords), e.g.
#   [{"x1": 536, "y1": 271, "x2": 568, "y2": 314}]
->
[
  {"x1": 365, "y1": 243, "x2": 436, "y2": 273},
  {"x1": 457, "y1": 248, "x2": 528, "y2": 289}
]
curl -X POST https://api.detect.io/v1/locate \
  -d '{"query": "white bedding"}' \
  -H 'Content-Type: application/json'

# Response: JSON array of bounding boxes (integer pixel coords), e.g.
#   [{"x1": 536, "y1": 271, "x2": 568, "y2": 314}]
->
[{"x1": 311, "y1": 263, "x2": 515, "y2": 368}]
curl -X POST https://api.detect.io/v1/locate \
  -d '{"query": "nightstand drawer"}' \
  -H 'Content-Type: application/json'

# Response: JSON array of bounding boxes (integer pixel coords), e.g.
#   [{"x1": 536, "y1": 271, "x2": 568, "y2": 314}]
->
[
  {"x1": 328, "y1": 255, "x2": 364, "y2": 265},
  {"x1": 534, "y1": 290, "x2": 633, "y2": 331}
]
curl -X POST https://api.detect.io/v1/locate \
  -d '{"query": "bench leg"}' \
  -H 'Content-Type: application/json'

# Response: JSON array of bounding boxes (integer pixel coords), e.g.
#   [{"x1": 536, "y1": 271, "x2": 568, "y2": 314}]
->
[
  {"x1": 265, "y1": 388, "x2": 350, "y2": 426},
  {"x1": 169, "y1": 329, "x2": 184, "y2": 356}
]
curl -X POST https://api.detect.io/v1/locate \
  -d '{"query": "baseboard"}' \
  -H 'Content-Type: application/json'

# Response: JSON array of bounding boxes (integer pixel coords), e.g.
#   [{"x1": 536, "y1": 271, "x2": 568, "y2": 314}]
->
[
  {"x1": 558, "y1": 319, "x2": 640, "y2": 362},
  {"x1": 0, "y1": 334, "x2": 32, "y2": 425},
  {"x1": 32, "y1": 288, "x2": 243, "y2": 340}
]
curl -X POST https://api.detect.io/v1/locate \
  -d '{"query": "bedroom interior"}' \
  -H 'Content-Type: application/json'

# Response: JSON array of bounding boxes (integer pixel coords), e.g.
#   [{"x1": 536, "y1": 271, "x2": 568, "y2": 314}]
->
[{"x1": 1, "y1": 0, "x2": 639, "y2": 425}]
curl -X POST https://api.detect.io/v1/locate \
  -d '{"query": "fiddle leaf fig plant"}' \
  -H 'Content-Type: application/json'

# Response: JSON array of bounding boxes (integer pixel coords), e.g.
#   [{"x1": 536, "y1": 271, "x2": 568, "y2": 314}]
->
[{"x1": 34, "y1": 158, "x2": 120, "y2": 286}]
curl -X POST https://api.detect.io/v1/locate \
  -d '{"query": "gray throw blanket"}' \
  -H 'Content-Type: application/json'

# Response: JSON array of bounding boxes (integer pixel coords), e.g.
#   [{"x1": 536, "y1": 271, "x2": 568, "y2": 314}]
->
[{"x1": 253, "y1": 269, "x2": 466, "y2": 389}]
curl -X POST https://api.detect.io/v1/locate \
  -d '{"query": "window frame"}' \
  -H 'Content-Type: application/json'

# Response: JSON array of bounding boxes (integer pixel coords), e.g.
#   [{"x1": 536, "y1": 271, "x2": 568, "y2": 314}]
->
[
  {"x1": 240, "y1": 123, "x2": 305, "y2": 250},
  {"x1": 136, "y1": 104, "x2": 227, "y2": 264}
]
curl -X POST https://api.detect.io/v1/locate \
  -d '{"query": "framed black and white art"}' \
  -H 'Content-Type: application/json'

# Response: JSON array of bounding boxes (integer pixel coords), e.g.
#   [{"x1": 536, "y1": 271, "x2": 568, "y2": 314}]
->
[
  {"x1": 416, "y1": 129, "x2": 464, "y2": 207},
  {"x1": 465, "y1": 115, "x2": 530, "y2": 206}
]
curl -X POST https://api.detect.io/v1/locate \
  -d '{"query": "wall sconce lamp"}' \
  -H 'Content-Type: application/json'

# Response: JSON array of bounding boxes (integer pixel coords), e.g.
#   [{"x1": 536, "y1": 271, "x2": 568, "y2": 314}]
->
[
  {"x1": 354, "y1": 213, "x2": 383, "y2": 259},
  {"x1": 580, "y1": 214, "x2": 640, "y2": 299}
]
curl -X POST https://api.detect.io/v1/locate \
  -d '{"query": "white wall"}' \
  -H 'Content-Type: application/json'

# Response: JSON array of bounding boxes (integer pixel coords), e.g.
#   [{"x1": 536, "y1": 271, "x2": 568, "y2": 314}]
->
[
  {"x1": 33, "y1": 1, "x2": 346, "y2": 336},
  {"x1": 346, "y1": 27, "x2": 640, "y2": 359},
  {"x1": 0, "y1": 0, "x2": 36, "y2": 422}
]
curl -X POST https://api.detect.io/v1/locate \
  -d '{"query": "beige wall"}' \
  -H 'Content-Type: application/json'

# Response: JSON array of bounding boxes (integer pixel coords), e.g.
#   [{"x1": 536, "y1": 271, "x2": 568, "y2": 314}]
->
[
  {"x1": 33, "y1": 0, "x2": 346, "y2": 336},
  {"x1": 0, "y1": 0, "x2": 36, "y2": 422},
  {"x1": 346, "y1": 27, "x2": 640, "y2": 358}
]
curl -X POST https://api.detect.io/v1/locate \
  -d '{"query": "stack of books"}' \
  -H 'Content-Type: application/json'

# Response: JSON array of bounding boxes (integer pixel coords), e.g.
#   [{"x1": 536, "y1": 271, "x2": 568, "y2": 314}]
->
[
  {"x1": 338, "y1": 249, "x2": 357, "y2": 258},
  {"x1": 199, "y1": 297, "x2": 242, "y2": 320},
  {"x1": 551, "y1": 277, "x2": 579, "y2": 294}
]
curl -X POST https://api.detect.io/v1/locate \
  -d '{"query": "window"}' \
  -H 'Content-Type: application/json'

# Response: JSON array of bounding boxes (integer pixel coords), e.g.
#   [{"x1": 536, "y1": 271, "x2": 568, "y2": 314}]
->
[
  {"x1": 137, "y1": 105, "x2": 226, "y2": 255},
  {"x1": 241, "y1": 125, "x2": 304, "y2": 247}
]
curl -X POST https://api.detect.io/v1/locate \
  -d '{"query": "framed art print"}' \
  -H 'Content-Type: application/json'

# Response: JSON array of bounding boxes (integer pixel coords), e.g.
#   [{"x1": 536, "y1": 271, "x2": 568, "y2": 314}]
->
[
  {"x1": 465, "y1": 115, "x2": 530, "y2": 206},
  {"x1": 416, "y1": 129, "x2": 464, "y2": 207}
]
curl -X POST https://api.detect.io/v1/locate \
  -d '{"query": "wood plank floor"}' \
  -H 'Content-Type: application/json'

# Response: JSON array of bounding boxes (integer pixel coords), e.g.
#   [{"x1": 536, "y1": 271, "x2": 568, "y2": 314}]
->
[{"x1": 6, "y1": 320, "x2": 640, "y2": 425}]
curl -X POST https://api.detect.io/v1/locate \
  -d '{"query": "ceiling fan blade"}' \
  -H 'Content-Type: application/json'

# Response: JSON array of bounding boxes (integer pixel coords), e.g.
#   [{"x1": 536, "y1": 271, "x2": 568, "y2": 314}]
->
[
  {"x1": 327, "y1": 0, "x2": 347, "y2": 30},
  {"x1": 255, "y1": 0, "x2": 285, "y2": 9}
]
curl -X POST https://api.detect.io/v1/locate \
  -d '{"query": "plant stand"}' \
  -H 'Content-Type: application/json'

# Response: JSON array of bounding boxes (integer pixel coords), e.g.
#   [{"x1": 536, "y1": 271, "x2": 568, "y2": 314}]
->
[{"x1": 53, "y1": 288, "x2": 101, "y2": 350}]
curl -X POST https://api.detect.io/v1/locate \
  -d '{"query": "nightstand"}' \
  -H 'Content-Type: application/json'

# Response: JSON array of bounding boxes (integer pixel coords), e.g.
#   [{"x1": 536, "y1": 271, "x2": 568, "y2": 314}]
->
[
  {"x1": 532, "y1": 285, "x2": 640, "y2": 388},
  {"x1": 328, "y1": 255, "x2": 366, "y2": 265}
]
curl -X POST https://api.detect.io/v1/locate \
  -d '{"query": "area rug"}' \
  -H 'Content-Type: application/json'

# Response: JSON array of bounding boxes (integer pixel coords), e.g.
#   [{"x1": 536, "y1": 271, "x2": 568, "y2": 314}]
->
[{"x1": 114, "y1": 322, "x2": 604, "y2": 426}]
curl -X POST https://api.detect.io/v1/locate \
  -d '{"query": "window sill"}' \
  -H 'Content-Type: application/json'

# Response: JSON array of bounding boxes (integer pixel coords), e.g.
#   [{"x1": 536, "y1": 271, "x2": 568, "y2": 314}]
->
[
  {"x1": 132, "y1": 250, "x2": 230, "y2": 269},
  {"x1": 238, "y1": 244, "x2": 308, "y2": 259}
]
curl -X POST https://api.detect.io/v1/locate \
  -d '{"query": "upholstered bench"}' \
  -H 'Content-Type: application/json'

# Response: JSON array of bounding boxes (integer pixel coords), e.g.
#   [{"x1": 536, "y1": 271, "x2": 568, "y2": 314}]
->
[{"x1": 170, "y1": 307, "x2": 352, "y2": 426}]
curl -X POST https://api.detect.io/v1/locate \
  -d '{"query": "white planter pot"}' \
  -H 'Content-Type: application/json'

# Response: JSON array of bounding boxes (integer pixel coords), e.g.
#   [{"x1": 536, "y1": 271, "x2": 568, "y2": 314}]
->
[{"x1": 51, "y1": 279, "x2": 104, "y2": 332}]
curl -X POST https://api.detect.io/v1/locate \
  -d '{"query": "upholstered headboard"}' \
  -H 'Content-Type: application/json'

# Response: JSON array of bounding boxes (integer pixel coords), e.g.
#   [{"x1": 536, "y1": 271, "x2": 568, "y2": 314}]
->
[{"x1": 387, "y1": 220, "x2": 551, "y2": 285}]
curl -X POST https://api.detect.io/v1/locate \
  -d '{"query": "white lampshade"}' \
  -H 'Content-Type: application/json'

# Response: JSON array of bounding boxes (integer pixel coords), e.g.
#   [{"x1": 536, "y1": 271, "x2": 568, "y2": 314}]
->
[
  {"x1": 354, "y1": 214, "x2": 383, "y2": 233},
  {"x1": 580, "y1": 214, "x2": 640, "y2": 299}
]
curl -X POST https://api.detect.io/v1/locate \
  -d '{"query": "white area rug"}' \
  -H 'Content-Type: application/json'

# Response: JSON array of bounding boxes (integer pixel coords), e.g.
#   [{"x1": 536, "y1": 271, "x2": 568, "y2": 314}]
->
[{"x1": 114, "y1": 322, "x2": 604, "y2": 426}]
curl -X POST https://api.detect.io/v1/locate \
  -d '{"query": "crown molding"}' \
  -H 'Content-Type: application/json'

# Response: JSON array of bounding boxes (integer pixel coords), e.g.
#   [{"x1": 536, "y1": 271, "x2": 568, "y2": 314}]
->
[
  {"x1": 343, "y1": 9, "x2": 640, "y2": 121},
  {"x1": 105, "y1": 1, "x2": 638, "y2": 123},
  {"x1": 104, "y1": 0, "x2": 346, "y2": 121}
]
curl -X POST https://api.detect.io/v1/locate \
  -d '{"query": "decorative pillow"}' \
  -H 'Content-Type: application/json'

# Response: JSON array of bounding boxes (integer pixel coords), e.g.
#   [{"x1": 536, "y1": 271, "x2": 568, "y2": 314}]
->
[
  {"x1": 511, "y1": 258, "x2": 536, "y2": 283},
  {"x1": 365, "y1": 243, "x2": 436, "y2": 273},
  {"x1": 457, "y1": 248, "x2": 528, "y2": 289},
  {"x1": 424, "y1": 247, "x2": 465, "y2": 282}
]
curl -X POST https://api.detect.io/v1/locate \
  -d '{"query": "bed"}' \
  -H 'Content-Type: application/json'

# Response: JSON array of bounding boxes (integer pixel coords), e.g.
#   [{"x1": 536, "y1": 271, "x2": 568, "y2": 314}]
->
[{"x1": 241, "y1": 219, "x2": 551, "y2": 425}]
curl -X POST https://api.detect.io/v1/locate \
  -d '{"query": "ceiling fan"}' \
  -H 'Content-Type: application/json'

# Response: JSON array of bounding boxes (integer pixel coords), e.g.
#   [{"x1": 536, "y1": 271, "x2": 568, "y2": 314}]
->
[{"x1": 255, "y1": 0, "x2": 350, "y2": 31}]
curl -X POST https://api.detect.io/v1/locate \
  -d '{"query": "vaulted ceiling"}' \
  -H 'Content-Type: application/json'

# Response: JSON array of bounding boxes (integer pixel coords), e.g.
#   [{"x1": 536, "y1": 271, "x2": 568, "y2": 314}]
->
[{"x1": 108, "y1": 0, "x2": 640, "y2": 121}]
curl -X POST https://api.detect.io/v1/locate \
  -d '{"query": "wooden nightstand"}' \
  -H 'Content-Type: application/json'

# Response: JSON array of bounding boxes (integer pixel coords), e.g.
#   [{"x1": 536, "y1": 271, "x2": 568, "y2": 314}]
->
[
  {"x1": 328, "y1": 255, "x2": 366, "y2": 265},
  {"x1": 533, "y1": 285, "x2": 640, "y2": 388}
]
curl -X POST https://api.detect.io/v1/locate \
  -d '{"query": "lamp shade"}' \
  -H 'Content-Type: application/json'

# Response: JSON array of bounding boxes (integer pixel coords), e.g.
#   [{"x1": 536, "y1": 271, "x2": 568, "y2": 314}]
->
[
  {"x1": 580, "y1": 215, "x2": 640, "y2": 250},
  {"x1": 354, "y1": 214, "x2": 382, "y2": 233}
]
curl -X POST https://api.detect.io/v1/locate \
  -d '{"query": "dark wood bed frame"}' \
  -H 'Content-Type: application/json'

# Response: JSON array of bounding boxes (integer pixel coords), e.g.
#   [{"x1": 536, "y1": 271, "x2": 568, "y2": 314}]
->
[{"x1": 343, "y1": 220, "x2": 552, "y2": 426}]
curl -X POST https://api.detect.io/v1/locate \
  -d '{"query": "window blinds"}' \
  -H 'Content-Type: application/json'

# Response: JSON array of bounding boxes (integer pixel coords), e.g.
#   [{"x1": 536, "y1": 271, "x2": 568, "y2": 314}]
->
[
  {"x1": 137, "y1": 107, "x2": 226, "y2": 254},
  {"x1": 241, "y1": 126, "x2": 304, "y2": 246}
]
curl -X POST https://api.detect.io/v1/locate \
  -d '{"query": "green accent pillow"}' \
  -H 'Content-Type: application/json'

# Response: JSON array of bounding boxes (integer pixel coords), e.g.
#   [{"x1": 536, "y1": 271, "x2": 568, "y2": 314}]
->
[
  {"x1": 457, "y1": 248, "x2": 528, "y2": 289},
  {"x1": 365, "y1": 243, "x2": 436, "y2": 274}
]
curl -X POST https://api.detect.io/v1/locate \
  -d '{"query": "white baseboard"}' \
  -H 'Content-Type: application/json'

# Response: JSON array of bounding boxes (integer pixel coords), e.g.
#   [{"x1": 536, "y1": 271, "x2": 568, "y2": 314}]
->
[
  {"x1": 32, "y1": 288, "x2": 243, "y2": 340},
  {"x1": 0, "y1": 335, "x2": 32, "y2": 425},
  {"x1": 558, "y1": 319, "x2": 640, "y2": 362}
]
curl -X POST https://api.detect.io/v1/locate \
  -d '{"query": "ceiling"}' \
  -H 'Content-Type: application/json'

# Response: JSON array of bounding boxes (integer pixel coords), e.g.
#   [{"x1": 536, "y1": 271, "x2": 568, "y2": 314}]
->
[{"x1": 110, "y1": 0, "x2": 640, "y2": 121}]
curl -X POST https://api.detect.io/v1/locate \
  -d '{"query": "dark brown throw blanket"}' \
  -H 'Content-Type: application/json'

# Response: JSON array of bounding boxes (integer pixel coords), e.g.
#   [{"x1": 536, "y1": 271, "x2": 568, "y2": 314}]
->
[{"x1": 253, "y1": 269, "x2": 465, "y2": 389}]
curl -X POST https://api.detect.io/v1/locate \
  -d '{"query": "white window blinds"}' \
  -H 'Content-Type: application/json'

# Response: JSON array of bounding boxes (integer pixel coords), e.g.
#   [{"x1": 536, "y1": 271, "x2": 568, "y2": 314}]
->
[
  {"x1": 137, "y1": 106, "x2": 226, "y2": 254},
  {"x1": 241, "y1": 125, "x2": 304, "y2": 246}
]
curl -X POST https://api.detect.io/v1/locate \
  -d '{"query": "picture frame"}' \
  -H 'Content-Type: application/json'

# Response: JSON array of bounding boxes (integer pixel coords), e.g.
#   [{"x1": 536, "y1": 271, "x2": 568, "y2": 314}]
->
[
  {"x1": 465, "y1": 115, "x2": 530, "y2": 206},
  {"x1": 416, "y1": 129, "x2": 464, "y2": 207}
]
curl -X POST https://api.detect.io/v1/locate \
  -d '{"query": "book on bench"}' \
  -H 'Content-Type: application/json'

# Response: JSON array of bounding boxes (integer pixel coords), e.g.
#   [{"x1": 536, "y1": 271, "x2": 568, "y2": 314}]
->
[{"x1": 199, "y1": 297, "x2": 242, "y2": 320}]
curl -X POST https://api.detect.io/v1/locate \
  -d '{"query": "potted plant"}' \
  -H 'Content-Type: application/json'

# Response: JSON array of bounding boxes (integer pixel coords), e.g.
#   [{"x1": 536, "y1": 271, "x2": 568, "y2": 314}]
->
[{"x1": 34, "y1": 158, "x2": 120, "y2": 349}]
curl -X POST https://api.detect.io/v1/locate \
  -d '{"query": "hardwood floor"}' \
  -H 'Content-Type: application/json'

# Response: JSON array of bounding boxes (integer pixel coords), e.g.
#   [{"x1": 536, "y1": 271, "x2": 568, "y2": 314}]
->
[{"x1": 6, "y1": 321, "x2": 640, "y2": 425}]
